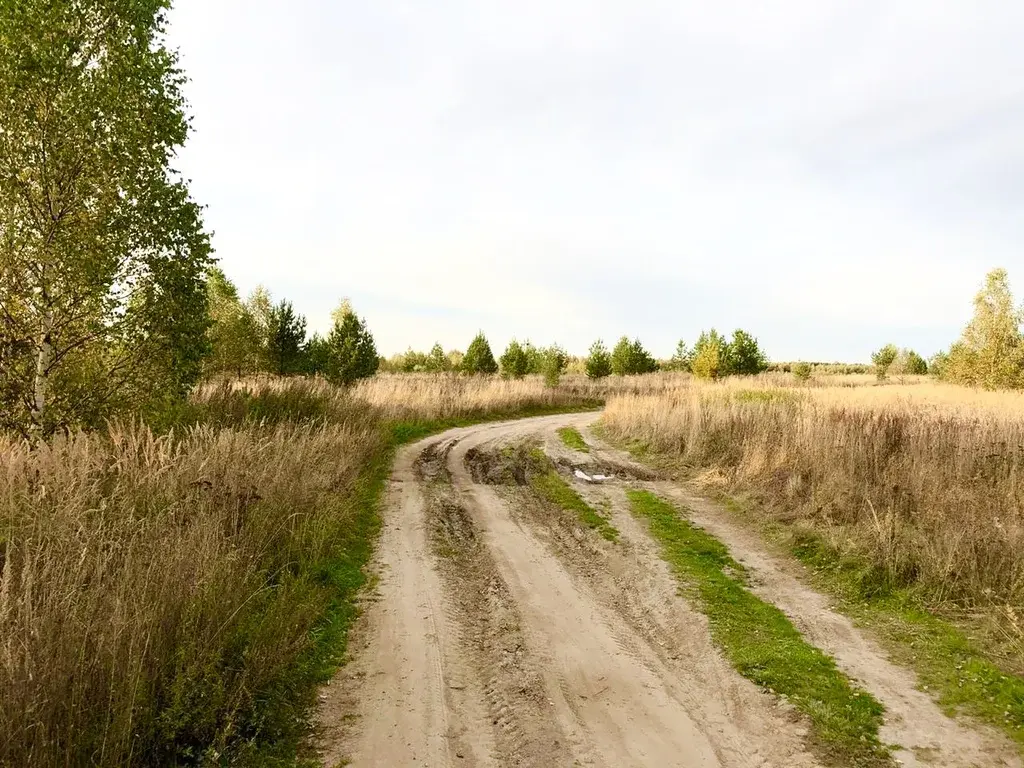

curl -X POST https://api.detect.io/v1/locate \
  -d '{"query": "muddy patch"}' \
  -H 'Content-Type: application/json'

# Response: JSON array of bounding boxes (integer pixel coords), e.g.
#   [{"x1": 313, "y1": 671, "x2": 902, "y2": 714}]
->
[{"x1": 463, "y1": 443, "x2": 549, "y2": 486}]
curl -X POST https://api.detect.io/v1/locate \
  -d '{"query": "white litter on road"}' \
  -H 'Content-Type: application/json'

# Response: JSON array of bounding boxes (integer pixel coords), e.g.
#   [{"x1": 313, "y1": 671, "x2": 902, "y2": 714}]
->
[{"x1": 574, "y1": 469, "x2": 613, "y2": 483}]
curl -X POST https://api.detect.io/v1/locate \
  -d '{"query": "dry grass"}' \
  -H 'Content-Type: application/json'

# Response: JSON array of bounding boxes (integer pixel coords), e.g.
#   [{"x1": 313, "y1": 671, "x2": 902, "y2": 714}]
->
[
  {"x1": 601, "y1": 376, "x2": 1024, "y2": 635},
  {"x1": 351, "y1": 371, "x2": 690, "y2": 421},
  {"x1": 0, "y1": 385, "x2": 384, "y2": 766},
  {"x1": 1, "y1": 372, "x2": 624, "y2": 765}
]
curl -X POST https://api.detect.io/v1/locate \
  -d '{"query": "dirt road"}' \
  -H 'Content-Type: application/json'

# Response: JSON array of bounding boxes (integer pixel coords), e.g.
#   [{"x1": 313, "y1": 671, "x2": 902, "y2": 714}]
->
[{"x1": 318, "y1": 413, "x2": 1020, "y2": 768}]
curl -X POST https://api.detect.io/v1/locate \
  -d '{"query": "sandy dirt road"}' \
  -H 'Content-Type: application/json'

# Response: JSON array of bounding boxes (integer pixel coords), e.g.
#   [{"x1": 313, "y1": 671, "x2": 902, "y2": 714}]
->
[{"x1": 317, "y1": 413, "x2": 1021, "y2": 768}]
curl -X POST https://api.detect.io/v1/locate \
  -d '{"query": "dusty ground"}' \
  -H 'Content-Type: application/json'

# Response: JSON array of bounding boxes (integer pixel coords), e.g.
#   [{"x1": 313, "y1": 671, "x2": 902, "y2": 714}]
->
[{"x1": 317, "y1": 413, "x2": 1021, "y2": 768}]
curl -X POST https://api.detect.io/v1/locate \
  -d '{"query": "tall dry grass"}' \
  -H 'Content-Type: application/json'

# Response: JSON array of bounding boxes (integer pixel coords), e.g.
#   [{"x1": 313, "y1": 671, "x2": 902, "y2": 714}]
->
[
  {"x1": 352, "y1": 371, "x2": 692, "y2": 421},
  {"x1": 602, "y1": 378, "x2": 1024, "y2": 621},
  {"x1": 2, "y1": 371, "x2": 634, "y2": 765},
  {"x1": 0, "y1": 387, "x2": 384, "y2": 766}
]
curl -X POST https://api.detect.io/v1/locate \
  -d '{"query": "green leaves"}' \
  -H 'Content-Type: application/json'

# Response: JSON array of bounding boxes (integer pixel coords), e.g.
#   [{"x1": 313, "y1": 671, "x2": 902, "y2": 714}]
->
[{"x1": 0, "y1": 0, "x2": 212, "y2": 434}]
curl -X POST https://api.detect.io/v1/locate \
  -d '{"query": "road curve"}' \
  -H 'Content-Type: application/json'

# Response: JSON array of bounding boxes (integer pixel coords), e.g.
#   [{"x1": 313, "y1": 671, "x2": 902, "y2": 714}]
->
[{"x1": 318, "y1": 412, "x2": 1021, "y2": 768}]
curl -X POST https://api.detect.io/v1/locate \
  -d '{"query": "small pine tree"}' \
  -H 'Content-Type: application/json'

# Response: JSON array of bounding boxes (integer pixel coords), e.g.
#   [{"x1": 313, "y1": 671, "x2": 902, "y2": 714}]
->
[
  {"x1": 669, "y1": 340, "x2": 692, "y2": 372},
  {"x1": 267, "y1": 300, "x2": 308, "y2": 375},
  {"x1": 324, "y1": 302, "x2": 379, "y2": 386},
  {"x1": 541, "y1": 344, "x2": 568, "y2": 387},
  {"x1": 463, "y1": 332, "x2": 498, "y2": 375},
  {"x1": 728, "y1": 329, "x2": 768, "y2": 375},
  {"x1": 792, "y1": 361, "x2": 813, "y2": 381},
  {"x1": 303, "y1": 333, "x2": 330, "y2": 375},
  {"x1": 871, "y1": 343, "x2": 899, "y2": 381},
  {"x1": 500, "y1": 340, "x2": 530, "y2": 379},
  {"x1": 425, "y1": 343, "x2": 451, "y2": 373},
  {"x1": 898, "y1": 349, "x2": 928, "y2": 375},
  {"x1": 611, "y1": 337, "x2": 658, "y2": 375},
  {"x1": 585, "y1": 340, "x2": 612, "y2": 379}
]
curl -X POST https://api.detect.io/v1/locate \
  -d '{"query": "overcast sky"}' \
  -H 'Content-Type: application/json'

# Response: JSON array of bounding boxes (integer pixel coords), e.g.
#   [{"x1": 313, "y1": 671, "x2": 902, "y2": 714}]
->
[{"x1": 167, "y1": 1, "x2": 1024, "y2": 361}]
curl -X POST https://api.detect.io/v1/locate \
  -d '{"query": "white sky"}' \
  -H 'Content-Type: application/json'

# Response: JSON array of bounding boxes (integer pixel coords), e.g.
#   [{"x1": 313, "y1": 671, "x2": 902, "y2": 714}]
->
[{"x1": 167, "y1": 1, "x2": 1024, "y2": 361}]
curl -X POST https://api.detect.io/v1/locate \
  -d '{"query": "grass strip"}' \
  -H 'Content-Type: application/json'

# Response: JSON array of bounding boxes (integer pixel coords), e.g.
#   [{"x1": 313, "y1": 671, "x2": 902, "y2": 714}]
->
[
  {"x1": 556, "y1": 426, "x2": 590, "y2": 453},
  {"x1": 789, "y1": 533, "x2": 1024, "y2": 748},
  {"x1": 626, "y1": 489, "x2": 890, "y2": 767},
  {"x1": 532, "y1": 470, "x2": 619, "y2": 542}
]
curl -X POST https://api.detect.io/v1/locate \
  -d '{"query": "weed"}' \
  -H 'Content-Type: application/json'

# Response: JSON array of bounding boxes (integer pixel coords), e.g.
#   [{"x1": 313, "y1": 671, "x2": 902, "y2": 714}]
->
[
  {"x1": 557, "y1": 426, "x2": 590, "y2": 453},
  {"x1": 532, "y1": 470, "x2": 619, "y2": 542}
]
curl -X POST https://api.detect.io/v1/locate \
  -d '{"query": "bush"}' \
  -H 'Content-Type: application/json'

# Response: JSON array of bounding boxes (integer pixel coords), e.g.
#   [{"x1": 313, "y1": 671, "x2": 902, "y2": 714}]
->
[
  {"x1": 793, "y1": 362, "x2": 813, "y2": 381},
  {"x1": 585, "y1": 340, "x2": 612, "y2": 379}
]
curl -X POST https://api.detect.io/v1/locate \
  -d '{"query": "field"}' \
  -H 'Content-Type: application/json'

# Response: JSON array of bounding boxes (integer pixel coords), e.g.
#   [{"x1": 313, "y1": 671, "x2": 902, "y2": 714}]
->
[{"x1": 4, "y1": 371, "x2": 1024, "y2": 766}]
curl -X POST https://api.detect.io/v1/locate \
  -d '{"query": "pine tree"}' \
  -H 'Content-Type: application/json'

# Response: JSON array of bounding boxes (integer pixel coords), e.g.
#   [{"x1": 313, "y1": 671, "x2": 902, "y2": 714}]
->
[
  {"x1": 324, "y1": 302, "x2": 379, "y2": 385},
  {"x1": 463, "y1": 332, "x2": 498, "y2": 375},
  {"x1": 585, "y1": 340, "x2": 612, "y2": 379}
]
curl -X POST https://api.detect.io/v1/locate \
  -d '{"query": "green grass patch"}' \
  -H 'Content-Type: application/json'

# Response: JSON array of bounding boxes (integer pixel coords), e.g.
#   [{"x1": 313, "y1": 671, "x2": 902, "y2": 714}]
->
[
  {"x1": 626, "y1": 490, "x2": 890, "y2": 767},
  {"x1": 790, "y1": 533, "x2": 1024, "y2": 748},
  {"x1": 532, "y1": 471, "x2": 619, "y2": 542},
  {"x1": 556, "y1": 426, "x2": 590, "y2": 453}
]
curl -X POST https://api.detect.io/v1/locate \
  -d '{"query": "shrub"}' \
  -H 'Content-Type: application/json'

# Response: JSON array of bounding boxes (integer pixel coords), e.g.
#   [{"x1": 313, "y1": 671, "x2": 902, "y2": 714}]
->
[
  {"x1": 793, "y1": 362, "x2": 813, "y2": 381},
  {"x1": 462, "y1": 332, "x2": 498, "y2": 375}
]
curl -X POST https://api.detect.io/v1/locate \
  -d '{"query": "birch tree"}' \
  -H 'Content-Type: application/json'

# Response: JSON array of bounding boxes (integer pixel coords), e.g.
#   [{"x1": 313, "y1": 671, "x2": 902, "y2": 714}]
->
[{"x1": 0, "y1": 0, "x2": 212, "y2": 436}]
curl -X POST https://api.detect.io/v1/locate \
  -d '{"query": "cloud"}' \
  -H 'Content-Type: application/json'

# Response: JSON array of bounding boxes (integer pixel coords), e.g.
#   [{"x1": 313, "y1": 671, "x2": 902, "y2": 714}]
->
[{"x1": 167, "y1": 0, "x2": 1024, "y2": 360}]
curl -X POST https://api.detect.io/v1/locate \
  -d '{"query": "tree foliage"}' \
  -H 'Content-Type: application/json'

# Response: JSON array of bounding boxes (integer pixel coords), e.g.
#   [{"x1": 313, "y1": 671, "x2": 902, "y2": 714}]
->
[
  {"x1": 727, "y1": 329, "x2": 769, "y2": 375},
  {"x1": 585, "y1": 340, "x2": 612, "y2": 379},
  {"x1": 205, "y1": 268, "x2": 260, "y2": 378},
  {"x1": 266, "y1": 301, "x2": 307, "y2": 376},
  {"x1": 462, "y1": 332, "x2": 498, "y2": 375},
  {"x1": 871, "y1": 344, "x2": 899, "y2": 381},
  {"x1": 611, "y1": 337, "x2": 658, "y2": 376},
  {"x1": 323, "y1": 302, "x2": 378, "y2": 386},
  {"x1": 0, "y1": 0, "x2": 212, "y2": 435},
  {"x1": 668, "y1": 340, "x2": 692, "y2": 372},
  {"x1": 690, "y1": 330, "x2": 728, "y2": 380},
  {"x1": 943, "y1": 268, "x2": 1024, "y2": 389},
  {"x1": 425, "y1": 343, "x2": 451, "y2": 373},
  {"x1": 499, "y1": 339, "x2": 530, "y2": 379}
]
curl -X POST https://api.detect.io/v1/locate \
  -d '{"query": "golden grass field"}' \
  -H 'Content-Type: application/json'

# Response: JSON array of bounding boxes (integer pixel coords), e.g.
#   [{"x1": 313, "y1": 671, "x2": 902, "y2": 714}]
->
[{"x1": 601, "y1": 373, "x2": 1024, "y2": 658}]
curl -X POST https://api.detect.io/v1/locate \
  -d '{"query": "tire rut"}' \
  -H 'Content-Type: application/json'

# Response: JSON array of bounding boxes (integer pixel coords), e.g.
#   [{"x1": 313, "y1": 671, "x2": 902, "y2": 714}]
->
[{"x1": 419, "y1": 444, "x2": 573, "y2": 767}]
